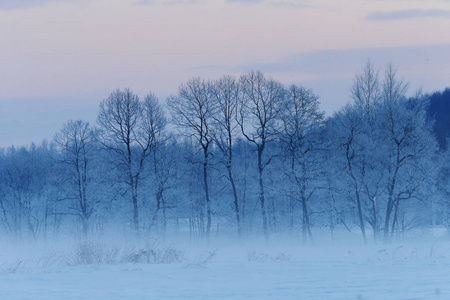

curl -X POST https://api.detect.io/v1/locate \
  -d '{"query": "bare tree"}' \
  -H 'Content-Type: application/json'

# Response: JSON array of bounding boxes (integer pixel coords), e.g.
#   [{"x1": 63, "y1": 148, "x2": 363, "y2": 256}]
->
[
  {"x1": 167, "y1": 78, "x2": 214, "y2": 240},
  {"x1": 280, "y1": 84, "x2": 324, "y2": 244},
  {"x1": 210, "y1": 75, "x2": 242, "y2": 238},
  {"x1": 142, "y1": 93, "x2": 169, "y2": 235},
  {"x1": 0, "y1": 144, "x2": 54, "y2": 241},
  {"x1": 378, "y1": 65, "x2": 435, "y2": 240},
  {"x1": 331, "y1": 61, "x2": 384, "y2": 243},
  {"x1": 329, "y1": 104, "x2": 368, "y2": 244},
  {"x1": 149, "y1": 137, "x2": 178, "y2": 239},
  {"x1": 350, "y1": 61, "x2": 383, "y2": 242},
  {"x1": 97, "y1": 88, "x2": 162, "y2": 233},
  {"x1": 54, "y1": 120, "x2": 95, "y2": 237},
  {"x1": 352, "y1": 60, "x2": 381, "y2": 123},
  {"x1": 237, "y1": 71, "x2": 285, "y2": 241}
]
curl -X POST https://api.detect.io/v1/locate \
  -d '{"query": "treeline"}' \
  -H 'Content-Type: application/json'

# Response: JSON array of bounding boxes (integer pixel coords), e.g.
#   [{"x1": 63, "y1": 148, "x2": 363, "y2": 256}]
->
[
  {"x1": 428, "y1": 88, "x2": 450, "y2": 149},
  {"x1": 0, "y1": 62, "x2": 448, "y2": 244}
]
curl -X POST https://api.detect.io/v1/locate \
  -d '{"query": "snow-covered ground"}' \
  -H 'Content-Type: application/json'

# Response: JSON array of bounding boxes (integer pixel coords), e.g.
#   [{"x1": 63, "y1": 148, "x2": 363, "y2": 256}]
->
[{"x1": 1, "y1": 236, "x2": 450, "y2": 299}]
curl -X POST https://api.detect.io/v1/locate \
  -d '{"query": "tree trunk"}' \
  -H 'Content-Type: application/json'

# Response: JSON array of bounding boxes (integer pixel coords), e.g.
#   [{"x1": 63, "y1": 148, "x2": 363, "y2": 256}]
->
[
  {"x1": 162, "y1": 195, "x2": 167, "y2": 241},
  {"x1": 257, "y1": 147, "x2": 269, "y2": 242},
  {"x1": 301, "y1": 191, "x2": 313, "y2": 244},
  {"x1": 384, "y1": 186, "x2": 395, "y2": 242},
  {"x1": 355, "y1": 189, "x2": 367, "y2": 244},
  {"x1": 384, "y1": 154, "x2": 401, "y2": 242},
  {"x1": 132, "y1": 189, "x2": 139, "y2": 232},
  {"x1": 347, "y1": 152, "x2": 367, "y2": 244},
  {"x1": 130, "y1": 174, "x2": 139, "y2": 233},
  {"x1": 150, "y1": 187, "x2": 162, "y2": 234},
  {"x1": 300, "y1": 163, "x2": 313, "y2": 244},
  {"x1": 370, "y1": 198, "x2": 378, "y2": 243},
  {"x1": 289, "y1": 192, "x2": 294, "y2": 236},
  {"x1": 82, "y1": 218, "x2": 88, "y2": 238},
  {"x1": 203, "y1": 151, "x2": 212, "y2": 241},
  {"x1": 227, "y1": 165, "x2": 242, "y2": 239},
  {"x1": 390, "y1": 199, "x2": 400, "y2": 239},
  {"x1": 270, "y1": 183, "x2": 277, "y2": 229}
]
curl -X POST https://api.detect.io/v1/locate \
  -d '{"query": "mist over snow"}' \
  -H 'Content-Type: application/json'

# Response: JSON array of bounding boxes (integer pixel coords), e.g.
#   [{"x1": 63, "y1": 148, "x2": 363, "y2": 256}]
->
[{"x1": 1, "y1": 231, "x2": 450, "y2": 299}]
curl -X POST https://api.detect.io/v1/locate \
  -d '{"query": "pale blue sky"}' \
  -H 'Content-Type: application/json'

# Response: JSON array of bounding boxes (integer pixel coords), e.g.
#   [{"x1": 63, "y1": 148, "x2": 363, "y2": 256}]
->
[{"x1": 1, "y1": 0, "x2": 450, "y2": 147}]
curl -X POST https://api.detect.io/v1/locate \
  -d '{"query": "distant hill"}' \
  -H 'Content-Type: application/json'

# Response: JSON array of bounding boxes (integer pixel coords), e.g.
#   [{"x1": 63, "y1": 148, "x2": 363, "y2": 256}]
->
[{"x1": 427, "y1": 88, "x2": 450, "y2": 150}]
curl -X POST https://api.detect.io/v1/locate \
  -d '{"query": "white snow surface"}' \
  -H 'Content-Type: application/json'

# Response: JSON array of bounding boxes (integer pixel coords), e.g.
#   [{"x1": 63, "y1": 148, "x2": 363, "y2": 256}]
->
[{"x1": 1, "y1": 236, "x2": 450, "y2": 299}]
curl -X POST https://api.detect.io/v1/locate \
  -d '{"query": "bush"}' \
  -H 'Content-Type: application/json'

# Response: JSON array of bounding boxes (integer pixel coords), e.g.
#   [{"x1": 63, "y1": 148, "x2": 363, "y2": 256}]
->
[
  {"x1": 71, "y1": 241, "x2": 184, "y2": 265},
  {"x1": 247, "y1": 250, "x2": 292, "y2": 262}
]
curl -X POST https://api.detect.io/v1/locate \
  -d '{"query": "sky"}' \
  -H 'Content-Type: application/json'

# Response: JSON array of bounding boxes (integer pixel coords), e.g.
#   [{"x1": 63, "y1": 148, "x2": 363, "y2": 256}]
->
[{"x1": 0, "y1": 0, "x2": 450, "y2": 147}]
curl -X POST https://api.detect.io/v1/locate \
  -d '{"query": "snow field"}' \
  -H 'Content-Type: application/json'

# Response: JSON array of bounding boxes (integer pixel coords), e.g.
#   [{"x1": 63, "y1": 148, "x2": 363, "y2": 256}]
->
[{"x1": 1, "y1": 239, "x2": 450, "y2": 299}]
